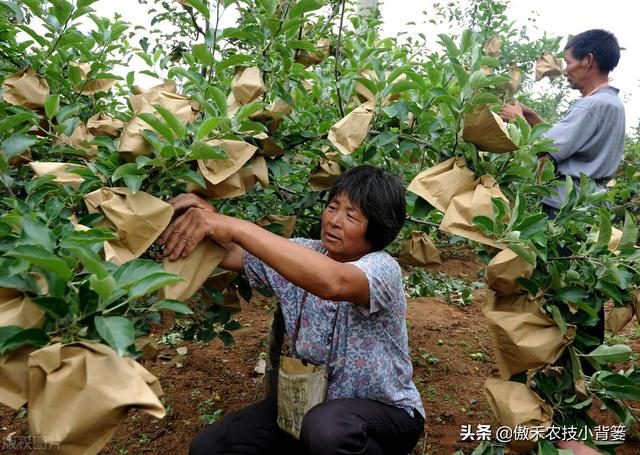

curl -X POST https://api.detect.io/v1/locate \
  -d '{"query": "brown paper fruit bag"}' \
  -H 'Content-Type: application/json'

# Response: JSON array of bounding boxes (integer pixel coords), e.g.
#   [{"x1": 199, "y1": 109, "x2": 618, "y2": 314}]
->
[
  {"x1": 0, "y1": 346, "x2": 34, "y2": 410},
  {"x1": 484, "y1": 377, "x2": 553, "y2": 454},
  {"x1": 535, "y1": 51, "x2": 564, "y2": 81},
  {"x1": 483, "y1": 36, "x2": 502, "y2": 57},
  {"x1": 160, "y1": 240, "x2": 226, "y2": 301},
  {"x1": 439, "y1": 174, "x2": 509, "y2": 249},
  {"x1": 328, "y1": 101, "x2": 375, "y2": 155},
  {"x1": 295, "y1": 38, "x2": 331, "y2": 67},
  {"x1": 28, "y1": 342, "x2": 165, "y2": 455},
  {"x1": 463, "y1": 104, "x2": 518, "y2": 153},
  {"x1": 231, "y1": 66, "x2": 266, "y2": 105},
  {"x1": 29, "y1": 162, "x2": 87, "y2": 189},
  {"x1": 205, "y1": 270, "x2": 238, "y2": 292},
  {"x1": 309, "y1": 159, "x2": 341, "y2": 191},
  {"x1": 1, "y1": 67, "x2": 49, "y2": 109},
  {"x1": 249, "y1": 100, "x2": 292, "y2": 132},
  {"x1": 256, "y1": 215, "x2": 297, "y2": 238},
  {"x1": 71, "y1": 62, "x2": 117, "y2": 95},
  {"x1": 134, "y1": 80, "x2": 177, "y2": 94},
  {"x1": 0, "y1": 288, "x2": 45, "y2": 329},
  {"x1": 398, "y1": 231, "x2": 441, "y2": 270},
  {"x1": 197, "y1": 139, "x2": 258, "y2": 186},
  {"x1": 55, "y1": 122, "x2": 98, "y2": 156},
  {"x1": 485, "y1": 248, "x2": 534, "y2": 295},
  {"x1": 607, "y1": 305, "x2": 634, "y2": 335},
  {"x1": 87, "y1": 112, "x2": 124, "y2": 138},
  {"x1": 407, "y1": 156, "x2": 476, "y2": 213},
  {"x1": 135, "y1": 336, "x2": 160, "y2": 361},
  {"x1": 254, "y1": 132, "x2": 285, "y2": 157},
  {"x1": 482, "y1": 289, "x2": 575, "y2": 379},
  {"x1": 239, "y1": 155, "x2": 269, "y2": 189},
  {"x1": 84, "y1": 187, "x2": 173, "y2": 265},
  {"x1": 498, "y1": 65, "x2": 523, "y2": 98},
  {"x1": 193, "y1": 155, "x2": 267, "y2": 199}
]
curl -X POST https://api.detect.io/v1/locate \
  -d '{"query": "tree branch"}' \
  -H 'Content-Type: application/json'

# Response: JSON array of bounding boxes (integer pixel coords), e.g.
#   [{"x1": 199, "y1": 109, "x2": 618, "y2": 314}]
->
[{"x1": 334, "y1": 0, "x2": 347, "y2": 118}]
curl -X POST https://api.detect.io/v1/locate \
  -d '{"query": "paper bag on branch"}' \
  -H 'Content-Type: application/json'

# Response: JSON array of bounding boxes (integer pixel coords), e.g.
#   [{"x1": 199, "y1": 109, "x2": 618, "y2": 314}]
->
[
  {"x1": 608, "y1": 227, "x2": 623, "y2": 252},
  {"x1": 256, "y1": 215, "x2": 296, "y2": 238},
  {"x1": 0, "y1": 346, "x2": 34, "y2": 410},
  {"x1": 482, "y1": 289, "x2": 575, "y2": 379},
  {"x1": 407, "y1": 156, "x2": 476, "y2": 213},
  {"x1": 160, "y1": 240, "x2": 226, "y2": 301},
  {"x1": 71, "y1": 62, "x2": 117, "y2": 95},
  {"x1": 535, "y1": 51, "x2": 564, "y2": 81},
  {"x1": 607, "y1": 305, "x2": 634, "y2": 335},
  {"x1": 28, "y1": 342, "x2": 165, "y2": 455},
  {"x1": 205, "y1": 270, "x2": 238, "y2": 292},
  {"x1": 485, "y1": 248, "x2": 534, "y2": 295},
  {"x1": 1, "y1": 67, "x2": 49, "y2": 110},
  {"x1": 198, "y1": 139, "x2": 257, "y2": 185},
  {"x1": 249, "y1": 100, "x2": 292, "y2": 132},
  {"x1": 463, "y1": 104, "x2": 518, "y2": 153},
  {"x1": 194, "y1": 155, "x2": 267, "y2": 199},
  {"x1": 398, "y1": 231, "x2": 441, "y2": 270},
  {"x1": 29, "y1": 162, "x2": 88, "y2": 189},
  {"x1": 84, "y1": 187, "x2": 173, "y2": 265},
  {"x1": 295, "y1": 38, "x2": 331, "y2": 67},
  {"x1": 328, "y1": 101, "x2": 374, "y2": 155},
  {"x1": 484, "y1": 378, "x2": 553, "y2": 454},
  {"x1": 254, "y1": 132, "x2": 285, "y2": 157},
  {"x1": 133, "y1": 80, "x2": 177, "y2": 94},
  {"x1": 231, "y1": 66, "x2": 266, "y2": 105},
  {"x1": 135, "y1": 336, "x2": 160, "y2": 361},
  {"x1": 239, "y1": 155, "x2": 269, "y2": 189},
  {"x1": 309, "y1": 158, "x2": 341, "y2": 191},
  {"x1": 440, "y1": 174, "x2": 509, "y2": 249},
  {"x1": 8, "y1": 149, "x2": 33, "y2": 166},
  {"x1": 55, "y1": 122, "x2": 98, "y2": 156},
  {"x1": 0, "y1": 288, "x2": 45, "y2": 329},
  {"x1": 498, "y1": 65, "x2": 523, "y2": 98},
  {"x1": 483, "y1": 36, "x2": 502, "y2": 57},
  {"x1": 87, "y1": 112, "x2": 124, "y2": 138}
]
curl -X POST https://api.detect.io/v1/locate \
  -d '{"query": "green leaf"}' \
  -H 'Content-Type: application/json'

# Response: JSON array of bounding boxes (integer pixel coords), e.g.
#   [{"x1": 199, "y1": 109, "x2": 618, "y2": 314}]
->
[
  {"x1": 216, "y1": 54, "x2": 252, "y2": 75},
  {"x1": 553, "y1": 287, "x2": 588, "y2": 303},
  {"x1": 438, "y1": 34, "x2": 459, "y2": 58},
  {"x1": 128, "y1": 272, "x2": 183, "y2": 299},
  {"x1": 513, "y1": 214, "x2": 548, "y2": 240},
  {"x1": 138, "y1": 113, "x2": 174, "y2": 141},
  {"x1": 5, "y1": 245, "x2": 72, "y2": 280},
  {"x1": 63, "y1": 244, "x2": 109, "y2": 279},
  {"x1": 547, "y1": 304, "x2": 567, "y2": 334},
  {"x1": 516, "y1": 277, "x2": 539, "y2": 296},
  {"x1": 90, "y1": 274, "x2": 116, "y2": 302},
  {"x1": 208, "y1": 87, "x2": 228, "y2": 117},
  {"x1": 44, "y1": 94, "x2": 60, "y2": 119},
  {"x1": 21, "y1": 216, "x2": 55, "y2": 251},
  {"x1": 597, "y1": 372, "x2": 640, "y2": 401},
  {"x1": 94, "y1": 316, "x2": 135, "y2": 356},
  {"x1": 62, "y1": 227, "x2": 118, "y2": 244},
  {"x1": 256, "y1": 0, "x2": 277, "y2": 15},
  {"x1": 31, "y1": 296, "x2": 69, "y2": 319},
  {"x1": 113, "y1": 259, "x2": 164, "y2": 290},
  {"x1": 0, "y1": 328, "x2": 49, "y2": 355},
  {"x1": 152, "y1": 300, "x2": 194, "y2": 314},
  {"x1": 0, "y1": 0, "x2": 25, "y2": 21},
  {"x1": 235, "y1": 102, "x2": 266, "y2": 122},
  {"x1": 508, "y1": 243, "x2": 536, "y2": 267},
  {"x1": 472, "y1": 215, "x2": 494, "y2": 235},
  {"x1": 1, "y1": 134, "x2": 37, "y2": 159},
  {"x1": 288, "y1": 39, "x2": 318, "y2": 52},
  {"x1": 619, "y1": 211, "x2": 638, "y2": 251},
  {"x1": 0, "y1": 326, "x2": 23, "y2": 345},
  {"x1": 192, "y1": 43, "x2": 214, "y2": 66},
  {"x1": 189, "y1": 142, "x2": 227, "y2": 160},
  {"x1": 289, "y1": 0, "x2": 323, "y2": 18},
  {"x1": 595, "y1": 208, "x2": 611, "y2": 251},
  {"x1": 180, "y1": 0, "x2": 209, "y2": 18},
  {"x1": 388, "y1": 80, "x2": 421, "y2": 95},
  {"x1": 582, "y1": 344, "x2": 631, "y2": 364},
  {"x1": 471, "y1": 92, "x2": 500, "y2": 105},
  {"x1": 154, "y1": 105, "x2": 187, "y2": 139},
  {"x1": 196, "y1": 117, "x2": 231, "y2": 140},
  {"x1": 111, "y1": 163, "x2": 145, "y2": 183}
]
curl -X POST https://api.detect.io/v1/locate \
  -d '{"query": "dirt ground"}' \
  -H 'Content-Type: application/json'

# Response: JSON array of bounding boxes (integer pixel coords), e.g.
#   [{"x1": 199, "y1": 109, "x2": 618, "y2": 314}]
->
[{"x1": 1, "y1": 252, "x2": 640, "y2": 454}]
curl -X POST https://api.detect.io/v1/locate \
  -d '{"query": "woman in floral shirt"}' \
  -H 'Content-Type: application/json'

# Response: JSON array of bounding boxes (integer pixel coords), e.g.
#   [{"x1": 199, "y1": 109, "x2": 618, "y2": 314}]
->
[{"x1": 161, "y1": 165, "x2": 424, "y2": 455}]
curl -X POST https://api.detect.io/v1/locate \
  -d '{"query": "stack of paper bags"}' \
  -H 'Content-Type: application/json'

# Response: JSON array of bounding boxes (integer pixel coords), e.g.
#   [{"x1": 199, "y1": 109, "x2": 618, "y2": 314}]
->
[
  {"x1": 28, "y1": 342, "x2": 165, "y2": 454},
  {"x1": 484, "y1": 378, "x2": 553, "y2": 454},
  {"x1": 407, "y1": 156, "x2": 476, "y2": 213},
  {"x1": 328, "y1": 101, "x2": 375, "y2": 155},
  {"x1": 227, "y1": 66, "x2": 266, "y2": 116},
  {"x1": 84, "y1": 187, "x2": 173, "y2": 265},
  {"x1": 1, "y1": 67, "x2": 49, "y2": 109},
  {"x1": 482, "y1": 289, "x2": 575, "y2": 379},
  {"x1": 440, "y1": 174, "x2": 509, "y2": 249},
  {"x1": 29, "y1": 162, "x2": 88, "y2": 190},
  {"x1": 398, "y1": 231, "x2": 441, "y2": 270},
  {"x1": 119, "y1": 82, "x2": 199, "y2": 160},
  {"x1": 535, "y1": 52, "x2": 564, "y2": 81},
  {"x1": 462, "y1": 104, "x2": 518, "y2": 153},
  {"x1": 191, "y1": 139, "x2": 268, "y2": 199}
]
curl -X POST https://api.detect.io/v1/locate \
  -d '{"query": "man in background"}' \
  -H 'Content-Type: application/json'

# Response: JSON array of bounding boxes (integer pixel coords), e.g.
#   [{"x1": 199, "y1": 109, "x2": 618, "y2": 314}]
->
[{"x1": 500, "y1": 29, "x2": 625, "y2": 219}]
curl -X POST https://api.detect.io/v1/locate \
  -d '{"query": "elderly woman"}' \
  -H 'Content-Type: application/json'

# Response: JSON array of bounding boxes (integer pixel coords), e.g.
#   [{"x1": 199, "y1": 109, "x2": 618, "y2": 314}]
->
[{"x1": 160, "y1": 165, "x2": 425, "y2": 455}]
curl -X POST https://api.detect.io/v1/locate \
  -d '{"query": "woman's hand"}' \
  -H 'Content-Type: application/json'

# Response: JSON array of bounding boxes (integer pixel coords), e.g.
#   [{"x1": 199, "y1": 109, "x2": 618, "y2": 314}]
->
[
  {"x1": 159, "y1": 208, "x2": 236, "y2": 260},
  {"x1": 556, "y1": 440, "x2": 601, "y2": 454},
  {"x1": 168, "y1": 193, "x2": 216, "y2": 216}
]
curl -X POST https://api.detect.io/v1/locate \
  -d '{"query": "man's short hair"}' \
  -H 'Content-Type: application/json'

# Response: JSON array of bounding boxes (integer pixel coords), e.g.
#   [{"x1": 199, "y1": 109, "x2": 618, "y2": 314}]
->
[
  {"x1": 327, "y1": 165, "x2": 406, "y2": 251},
  {"x1": 566, "y1": 29, "x2": 620, "y2": 73}
]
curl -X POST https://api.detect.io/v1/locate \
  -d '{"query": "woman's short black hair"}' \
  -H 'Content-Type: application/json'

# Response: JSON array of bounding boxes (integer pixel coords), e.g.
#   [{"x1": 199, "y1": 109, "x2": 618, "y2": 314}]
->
[
  {"x1": 566, "y1": 29, "x2": 620, "y2": 73},
  {"x1": 327, "y1": 165, "x2": 406, "y2": 251}
]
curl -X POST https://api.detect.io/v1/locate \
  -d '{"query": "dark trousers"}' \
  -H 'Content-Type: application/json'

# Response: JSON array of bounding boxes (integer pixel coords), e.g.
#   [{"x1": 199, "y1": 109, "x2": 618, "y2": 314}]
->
[{"x1": 189, "y1": 397, "x2": 424, "y2": 455}]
